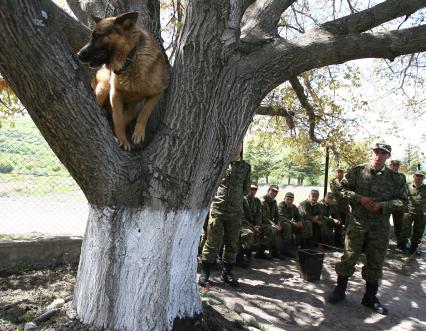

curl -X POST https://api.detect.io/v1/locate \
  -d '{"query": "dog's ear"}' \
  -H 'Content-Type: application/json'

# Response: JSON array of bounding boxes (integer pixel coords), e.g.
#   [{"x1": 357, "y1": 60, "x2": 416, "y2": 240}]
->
[
  {"x1": 91, "y1": 15, "x2": 103, "y2": 24},
  {"x1": 115, "y1": 12, "x2": 138, "y2": 27}
]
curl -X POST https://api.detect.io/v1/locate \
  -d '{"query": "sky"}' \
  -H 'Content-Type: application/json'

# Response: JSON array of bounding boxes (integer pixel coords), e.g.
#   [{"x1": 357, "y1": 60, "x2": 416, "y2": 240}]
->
[{"x1": 348, "y1": 58, "x2": 426, "y2": 160}]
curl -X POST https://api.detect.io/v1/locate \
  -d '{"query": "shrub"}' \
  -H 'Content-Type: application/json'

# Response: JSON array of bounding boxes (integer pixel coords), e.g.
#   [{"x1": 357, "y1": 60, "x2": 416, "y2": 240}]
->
[{"x1": 0, "y1": 160, "x2": 14, "y2": 173}]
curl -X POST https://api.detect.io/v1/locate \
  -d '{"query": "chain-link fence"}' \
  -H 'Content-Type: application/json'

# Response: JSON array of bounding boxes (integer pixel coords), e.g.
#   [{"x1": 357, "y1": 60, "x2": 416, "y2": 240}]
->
[{"x1": 0, "y1": 115, "x2": 88, "y2": 239}]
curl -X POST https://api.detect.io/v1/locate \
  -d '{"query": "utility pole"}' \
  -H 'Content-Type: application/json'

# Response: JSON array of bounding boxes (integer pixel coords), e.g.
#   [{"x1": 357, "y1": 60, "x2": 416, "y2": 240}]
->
[{"x1": 323, "y1": 146, "x2": 329, "y2": 197}]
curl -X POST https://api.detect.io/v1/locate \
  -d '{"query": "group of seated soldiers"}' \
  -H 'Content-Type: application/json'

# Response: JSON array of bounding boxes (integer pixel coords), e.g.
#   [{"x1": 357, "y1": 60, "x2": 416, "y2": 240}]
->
[{"x1": 237, "y1": 182, "x2": 346, "y2": 267}]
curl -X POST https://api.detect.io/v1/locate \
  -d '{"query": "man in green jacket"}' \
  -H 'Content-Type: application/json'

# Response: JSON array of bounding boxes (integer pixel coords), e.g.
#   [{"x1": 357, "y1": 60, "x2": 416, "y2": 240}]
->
[
  {"x1": 399, "y1": 171, "x2": 426, "y2": 255},
  {"x1": 199, "y1": 143, "x2": 251, "y2": 287},
  {"x1": 278, "y1": 192, "x2": 305, "y2": 256},
  {"x1": 238, "y1": 183, "x2": 263, "y2": 266},
  {"x1": 388, "y1": 159, "x2": 407, "y2": 248},
  {"x1": 328, "y1": 143, "x2": 407, "y2": 315},
  {"x1": 260, "y1": 185, "x2": 285, "y2": 259}
]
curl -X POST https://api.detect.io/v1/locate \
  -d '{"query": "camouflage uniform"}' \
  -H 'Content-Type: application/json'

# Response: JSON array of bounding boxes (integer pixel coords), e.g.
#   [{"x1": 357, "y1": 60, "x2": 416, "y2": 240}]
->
[
  {"x1": 330, "y1": 177, "x2": 350, "y2": 225},
  {"x1": 335, "y1": 164, "x2": 407, "y2": 281},
  {"x1": 319, "y1": 198, "x2": 343, "y2": 246},
  {"x1": 400, "y1": 182, "x2": 426, "y2": 246},
  {"x1": 241, "y1": 195, "x2": 263, "y2": 250},
  {"x1": 389, "y1": 171, "x2": 407, "y2": 241},
  {"x1": 278, "y1": 202, "x2": 310, "y2": 241},
  {"x1": 299, "y1": 199, "x2": 326, "y2": 243},
  {"x1": 261, "y1": 194, "x2": 284, "y2": 252},
  {"x1": 201, "y1": 159, "x2": 251, "y2": 264}
]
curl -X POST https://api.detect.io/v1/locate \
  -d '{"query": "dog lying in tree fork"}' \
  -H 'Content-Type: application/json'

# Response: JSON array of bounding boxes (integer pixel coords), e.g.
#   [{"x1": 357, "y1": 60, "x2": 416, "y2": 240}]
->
[{"x1": 78, "y1": 12, "x2": 166, "y2": 150}]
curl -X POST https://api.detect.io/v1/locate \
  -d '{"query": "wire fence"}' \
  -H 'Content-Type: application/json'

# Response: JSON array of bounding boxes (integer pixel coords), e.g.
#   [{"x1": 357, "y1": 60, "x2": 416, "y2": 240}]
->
[{"x1": 0, "y1": 115, "x2": 88, "y2": 239}]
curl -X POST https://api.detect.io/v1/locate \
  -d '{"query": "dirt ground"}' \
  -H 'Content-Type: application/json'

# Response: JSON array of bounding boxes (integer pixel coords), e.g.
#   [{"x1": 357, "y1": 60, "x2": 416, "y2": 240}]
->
[{"x1": 0, "y1": 242, "x2": 425, "y2": 331}]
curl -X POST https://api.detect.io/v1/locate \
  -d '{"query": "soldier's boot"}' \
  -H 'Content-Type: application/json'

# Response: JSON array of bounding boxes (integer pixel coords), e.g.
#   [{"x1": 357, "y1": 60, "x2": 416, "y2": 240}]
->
[
  {"x1": 245, "y1": 250, "x2": 252, "y2": 264},
  {"x1": 256, "y1": 246, "x2": 272, "y2": 260},
  {"x1": 409, "y1": 242, "x2": 420, "y2": 256},
  {"x1": 361, "y1": 281, "x2": 388, "y2": 315},
  {"x1": 397, "y1": 242, "x2": 409, "y2": 253},
  {"x1": 328, "y1": 274, "x2": 348, "y2": 304},
  {"x1": 271, "y1": 245, "x2": 286, "y2": 260},
  {"x1": 236, "y1": 249, "x2": 249, "y2": 268},
  {"x1": 198, "y1": 261, "x2": 212, "y2": 287},
  {"x1": 281, "y1": 240, "x2": 296, "y2": 258},
  {"x1": 221, "y1": 263, "x2": 239, "y2": 287}
]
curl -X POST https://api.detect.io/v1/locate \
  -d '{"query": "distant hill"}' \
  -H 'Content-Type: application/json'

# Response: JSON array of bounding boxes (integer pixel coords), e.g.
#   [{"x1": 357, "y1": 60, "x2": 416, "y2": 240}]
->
[{"x1": 0, "y1": 116, "x2": 68, "y2": 176}]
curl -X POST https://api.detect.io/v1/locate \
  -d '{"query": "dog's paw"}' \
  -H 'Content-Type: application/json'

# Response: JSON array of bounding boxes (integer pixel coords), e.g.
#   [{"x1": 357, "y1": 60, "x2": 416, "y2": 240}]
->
[
  {"x1": 132, "y1": 127, "x2": 146, "y2": 144},
  {"x1": 115, "y1": 137, "x2": 132, "y2": 151}
]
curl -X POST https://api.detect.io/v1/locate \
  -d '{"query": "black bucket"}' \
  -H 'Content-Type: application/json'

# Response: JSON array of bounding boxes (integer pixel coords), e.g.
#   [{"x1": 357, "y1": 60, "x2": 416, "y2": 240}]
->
[{"x1": 298, "y1": 249, "x2": 324, "y2": 282}]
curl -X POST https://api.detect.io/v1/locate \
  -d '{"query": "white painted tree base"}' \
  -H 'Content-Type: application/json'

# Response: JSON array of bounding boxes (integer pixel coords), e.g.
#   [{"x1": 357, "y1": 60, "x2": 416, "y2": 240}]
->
[{"x1": 73, "y1": 206, "x2": 207, "y2": 331}]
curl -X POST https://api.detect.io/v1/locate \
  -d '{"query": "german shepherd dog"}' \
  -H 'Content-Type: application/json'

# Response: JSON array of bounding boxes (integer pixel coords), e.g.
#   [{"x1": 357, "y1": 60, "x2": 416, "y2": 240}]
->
[{"x1": 78, "y1": 12, "x2": 166, "y2": 150}]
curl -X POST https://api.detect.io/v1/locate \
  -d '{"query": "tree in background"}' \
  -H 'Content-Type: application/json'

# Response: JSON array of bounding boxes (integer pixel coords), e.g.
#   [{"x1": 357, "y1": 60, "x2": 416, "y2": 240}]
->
[{"x1": 1, "y1": 1, "x2": 426, "y2": 330}]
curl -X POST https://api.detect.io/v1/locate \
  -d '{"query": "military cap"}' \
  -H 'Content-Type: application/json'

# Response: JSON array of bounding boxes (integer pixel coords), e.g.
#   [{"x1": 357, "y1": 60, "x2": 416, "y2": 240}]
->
[
  {"x1": 269, "y1": 184, "x2": 279, "y2": 192},
  {"x1": 250, "y1": 183, "x2": 258, "y2": 189},
  {"x1": 336, "y1": 168, "x2": 344, "y2": 172},
  {"x1": 390, "y1": 160, "x2": 401, "y2": 165},
  {"x1": 310, "y1": 189, "x2": 320, "y2": 196},
  {"x1": 285, "y1": 192, "x2": 294, "y2": 198},
  {"x1": 372, "y1": 142, "x2": 392, "y2": 154},
  {"x1": 414, "y1": 171, "x2": 425, "y2": 177}
]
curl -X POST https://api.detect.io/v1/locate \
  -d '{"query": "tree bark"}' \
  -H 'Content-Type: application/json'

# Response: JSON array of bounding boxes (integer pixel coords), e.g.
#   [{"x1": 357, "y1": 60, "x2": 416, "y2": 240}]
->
[
  {"x1": 1, "y1": 1, "x2": 426, "y2": 330},
  {"x1": 74, "y1": 205, "x2": 207, "y2": 330}
]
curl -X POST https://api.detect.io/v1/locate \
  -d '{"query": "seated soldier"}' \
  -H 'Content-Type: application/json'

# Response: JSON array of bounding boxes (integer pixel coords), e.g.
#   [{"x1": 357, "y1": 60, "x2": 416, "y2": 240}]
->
[
  {"x1": 319, "y1": 192, "x2": 343, "y2": 248},
  {"x1": 278, "y1": 192, "x2": 312, "y2": 253},
  {"x1": 238, "y1": 183, "x2": 262, "y2": 267},
  {"x1": 260, "y1": 184, "x2": 285, "y2": 260},
  {"x1": 298, "y1": 189, "x2": 327, "y2": 248}
]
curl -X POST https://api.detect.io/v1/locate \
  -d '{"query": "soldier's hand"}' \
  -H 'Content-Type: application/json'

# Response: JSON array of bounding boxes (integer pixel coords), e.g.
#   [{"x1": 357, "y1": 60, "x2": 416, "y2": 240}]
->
[{"x1": 361, "y1": 196, "x2": 381, "y2": 213}]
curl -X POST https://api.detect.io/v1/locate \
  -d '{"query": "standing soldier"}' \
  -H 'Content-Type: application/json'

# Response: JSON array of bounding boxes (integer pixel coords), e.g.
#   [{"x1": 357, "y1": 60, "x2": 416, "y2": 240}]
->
[
  {"x1": 239, "y1": 183, "x2": 263, "y2": 267},
  {"x1": 260, "y1": 185, "x2": 285, "y2": 259},
  {"x1": 388, "y1": 160, "x2": 407, "y2": 248},
  {"x1": 278, "y1": 192, "x2": 306, "y2": 256},
  {"x1": 399, "y1": 171, "x2": 426, "y2": 256},
  {"x1": 328, "y1": 143, "x2": 407, "y2": 315},
  {"x1": 199, "y1": 143, "x2": 251, "y2": 287},
  {"x1": 319, "y1": 192, "x2": 343, "y2": 247},
  {"x1": 299, "y1": 189, "x2": 326, "y2": 248},
  {"x1": 330, "y1": 168, "x2": 350, "y2": 229}
]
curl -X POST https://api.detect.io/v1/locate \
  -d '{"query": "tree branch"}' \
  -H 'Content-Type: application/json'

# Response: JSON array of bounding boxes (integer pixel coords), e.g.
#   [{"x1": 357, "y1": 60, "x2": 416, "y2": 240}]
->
[
  {"x1": 241, "y1": 0, "x2": 296, "y2": 42},
  {"x1": 256, "y1": 106, "x2": 294, "y2": 117},
  {"x1": 239, "y1": 24, "x2": 426, "y2": 100},
  {"x1": 289, "y1": 77, "x2": 322, "y2": 143},
  {"x1": 321, "y1": 0, "x2": 426, "y2": 35},
  {"x1": 0, "y1": 0, "x2": 131, "y2": 205}
]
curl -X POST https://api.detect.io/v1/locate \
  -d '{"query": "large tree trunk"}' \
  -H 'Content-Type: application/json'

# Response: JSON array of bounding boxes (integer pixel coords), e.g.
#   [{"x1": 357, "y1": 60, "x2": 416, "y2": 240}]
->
[
  {"x1": 74, "y1": 206, "x2": 207, "y2": 330},
  {"x1": 1, "y1": 0, "x2": 426, "y2": 330}
]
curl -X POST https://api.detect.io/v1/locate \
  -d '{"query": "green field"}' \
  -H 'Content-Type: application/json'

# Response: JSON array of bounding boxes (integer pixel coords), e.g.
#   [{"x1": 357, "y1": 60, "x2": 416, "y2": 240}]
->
[{"x1": 0, "y1": 116, "x2": 80, "y2": 197}]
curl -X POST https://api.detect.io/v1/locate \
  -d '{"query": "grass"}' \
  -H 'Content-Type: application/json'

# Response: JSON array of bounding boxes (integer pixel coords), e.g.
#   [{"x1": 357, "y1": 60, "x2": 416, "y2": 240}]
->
[{"x1": 0, "y1": 116, "x2": 80, "y2": 197}]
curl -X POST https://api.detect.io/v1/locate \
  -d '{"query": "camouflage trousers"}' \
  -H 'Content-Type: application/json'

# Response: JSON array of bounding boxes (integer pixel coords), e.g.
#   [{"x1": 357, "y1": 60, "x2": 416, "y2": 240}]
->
[
  {"x1": 335, "y1": 217, "x2": 390, "y2": 282},
  {"x1": 201, "y1": 212, "x2": 241, "y2": 264},
  {"x1": 270, "y1": 222, "x2": 292, "y2": 249},
  {"x1": 391, "y1": 210, "x2": 405, "y2": 240},
  {"x1": 293, "y1": 221, "x2": 313, "y2": 241},
  {"x1": 400, "y1": 213, "x2": 425, "y2": 245},
  {"x1": 240, "y1": 225, "x2": 254, "y2": 250}
]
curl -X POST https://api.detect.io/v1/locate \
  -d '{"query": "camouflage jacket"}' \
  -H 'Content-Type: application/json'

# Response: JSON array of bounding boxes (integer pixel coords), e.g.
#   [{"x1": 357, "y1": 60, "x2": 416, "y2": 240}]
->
[
  {"x1": 243, "y1": 196, "x2": 263, "y2": 227},
  {"x1": 261, "y1": 195, "x2": 279, "y2": 225},
  {"x1": 338, "y1": 163, "x2": 408, "y2": 220},
  {"x1": 330, "y1": 177, "x2": 350, "y2": 213},
  {"x1": 298, "y1": 199, "x2": 322, "y2": 222},
  {"x1": 278, "y1": 202, "x2": 302, "y2": 224},
  {"x1": 318, "y1": 199, "x2": 341, "y2": 224},
  {"x1": 211, "y1": 159, "x2": 251, "y2": 216},
  {"x1": 407, "y1": 183, "x2": 426, "y2": 215}
]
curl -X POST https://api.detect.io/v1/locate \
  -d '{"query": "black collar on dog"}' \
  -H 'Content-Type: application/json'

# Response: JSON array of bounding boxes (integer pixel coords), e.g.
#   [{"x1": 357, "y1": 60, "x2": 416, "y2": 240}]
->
[{"x1": 113, "y1": 44, "x2": 138, "y2": 75}]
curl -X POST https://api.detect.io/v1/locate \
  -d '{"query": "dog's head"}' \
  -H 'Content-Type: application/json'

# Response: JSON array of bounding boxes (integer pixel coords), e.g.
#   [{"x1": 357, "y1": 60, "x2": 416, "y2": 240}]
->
[{"x1": 77, "y1": 12, "x2": 139, "y2": 68}]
